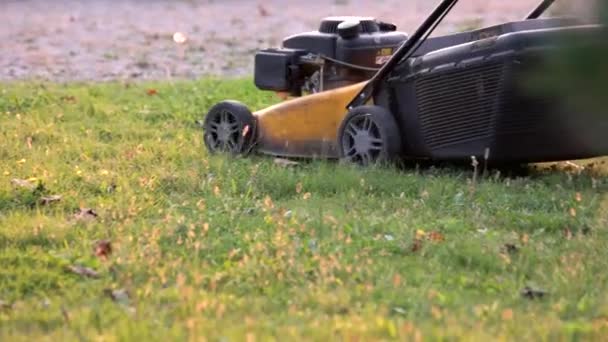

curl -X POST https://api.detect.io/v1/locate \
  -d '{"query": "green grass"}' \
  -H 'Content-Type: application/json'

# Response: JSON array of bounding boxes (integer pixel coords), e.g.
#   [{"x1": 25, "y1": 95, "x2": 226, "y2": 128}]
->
[{"x1": 0, "y1": 79, "x2": 607, "y2": 340}]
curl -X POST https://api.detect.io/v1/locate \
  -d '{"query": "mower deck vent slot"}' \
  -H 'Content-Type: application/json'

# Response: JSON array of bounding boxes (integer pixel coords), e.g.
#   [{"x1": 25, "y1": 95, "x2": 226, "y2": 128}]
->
[
  {"x1": 495, "y1": 89, "x2": 552, "y2": 135},
  {"x1": 415, "y1": 62, "x2": 506, "y2": 149}
]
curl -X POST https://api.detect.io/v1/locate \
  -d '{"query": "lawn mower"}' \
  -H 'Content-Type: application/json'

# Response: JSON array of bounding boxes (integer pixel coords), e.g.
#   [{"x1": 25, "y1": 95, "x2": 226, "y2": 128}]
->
[{"x1": 202, "y1": 0, "x2": 608, "y2": 165}]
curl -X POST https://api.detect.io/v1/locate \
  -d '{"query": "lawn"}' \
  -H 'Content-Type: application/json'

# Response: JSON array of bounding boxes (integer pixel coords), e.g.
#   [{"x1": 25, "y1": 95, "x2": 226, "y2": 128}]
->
[{"x1": 0, "y1": 79, "x2": 607, "y2": 340}]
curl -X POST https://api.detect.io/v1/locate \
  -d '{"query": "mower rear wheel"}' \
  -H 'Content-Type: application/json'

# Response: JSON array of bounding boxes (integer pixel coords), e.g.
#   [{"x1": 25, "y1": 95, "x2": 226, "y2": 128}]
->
[
  {"x1": 338, "y1": 105, "x2": 402, "y2": 166},
  {"x1": 203, "y1": 100, "x2": 256, "y2": 155}
]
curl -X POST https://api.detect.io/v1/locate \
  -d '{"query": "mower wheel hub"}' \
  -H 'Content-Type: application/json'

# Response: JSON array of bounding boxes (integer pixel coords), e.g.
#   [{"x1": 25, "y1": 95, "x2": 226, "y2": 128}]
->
[
  {"x1": 217, "y1": 121, "x2": 233, "y2": 142},
  {"x1": 354, "y1": 130, "x2": 373, "y2": 152}
]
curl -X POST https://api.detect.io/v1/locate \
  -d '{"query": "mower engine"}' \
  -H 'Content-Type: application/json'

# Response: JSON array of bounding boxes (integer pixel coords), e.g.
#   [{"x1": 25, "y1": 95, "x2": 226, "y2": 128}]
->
[{"x1": 254, "y1": 17, "x2": 408, "y2": 96}]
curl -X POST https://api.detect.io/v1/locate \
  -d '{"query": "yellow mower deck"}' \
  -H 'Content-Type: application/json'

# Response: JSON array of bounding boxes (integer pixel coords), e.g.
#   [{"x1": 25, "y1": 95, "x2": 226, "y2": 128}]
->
[{"x1": 254, "y1": 82, "x2": 367, "y2": 158}]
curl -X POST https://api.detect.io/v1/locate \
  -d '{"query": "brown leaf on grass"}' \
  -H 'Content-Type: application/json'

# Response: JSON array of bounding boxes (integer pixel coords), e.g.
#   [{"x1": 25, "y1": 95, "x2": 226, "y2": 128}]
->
[
  {"x1": 104, "y1": 288, "x2": 130, "y2": 305},
  {"x1": 274, "y1": 158, "x2": 299, "y2": 167},
  {"x1": 40, "y1": 195, "x2": 62, "y2": 205},
  {"x1": 146, "y1": 88, "x2": 158, "y2": 96},
  {"x1": 392, "y1": 274, "x2": 402, "y2": 287},
  {"x1": 94, "y1": 240, "x2": 112, "y2": 260},
  {"x1": 502, "y1": 308, "x2": 514, "y2": 320},
  {"x1": 520, "y1": 233, "x2": 529, "y2": 245},
  {"x1": 427, "y1": 231, "x2": 445, "y2": 243},
  {"x1": 521, "y1": 286, "x2": 547, "y2": 300},
  {"x1": 575, "y1": 192, "x2": 583, "y2": 202},
  {"x1": 411, "y1": 238, "x2": 423, "y2": 253},
  {"x1": 411, "y1": 229, "x2": 425, "y2": 252},
  {"x1": 564, "y1": 228, "x2": 573, "y2": 240},
  {"x1": 430, "y1": 306, "x2": 442, "y2": 320},
  {"x1": 502, "y1": 243, "x2": 519, "y2": 254},
  {"x1": 73, "y1": 208, "x2": 98, "y2": 222},
  {"x1": 67, "y1": 265, "x2": 100, "y2": 278},
  {"x1": 263, "y1": 196, "x2": 274, "y2": 209},
  {"x1": 10, "y1": 178, "x2": 35, "y2": 189},
  {"x1": 60, "y1": 95, "x2": 77, "y2": 103},
  {"x1": 499, "y1": 252, "x2": 511, "y2": 265},
  {"x1": 411, "y1": 230, "x2": 444, "y2": 252}
]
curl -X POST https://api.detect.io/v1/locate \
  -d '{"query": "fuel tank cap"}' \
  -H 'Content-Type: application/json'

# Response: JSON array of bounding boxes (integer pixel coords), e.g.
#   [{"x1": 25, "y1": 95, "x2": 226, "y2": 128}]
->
[
  {"x1": 337, "y1": 20, "x2": 361, "y2": 39},
  {"x1": 319, "y1": 16, "x2": 379, "y2": 34}
]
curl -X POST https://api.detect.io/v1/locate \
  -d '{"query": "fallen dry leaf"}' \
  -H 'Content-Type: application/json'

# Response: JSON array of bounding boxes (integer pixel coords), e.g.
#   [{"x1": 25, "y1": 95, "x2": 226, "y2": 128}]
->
[
  {"x1": 427, "y1": 231, "x2": 445, "y2": 242},
  {"x1": 499, "y1": 253, "x2": 511, "y2": 265},
  {"x1": 60, "y1": 95, "x2": 77, "y2": 103},
  {"x1": 94, "y1": 239, "x2": 112, "y2": 260},
  {"x1": 67, "y1": 265, "x2": 100, "y2": 278},
  {"x1": 564, "y1": 228, "x2": 573, "y2": 240},
  {"x1": 10, "y1": 178, "x2": 35, "y2": 189},
  {"x1": 520, "y1": 233, "x2": 530, "y2": 245},
  {"x1": 392, "y1": 274, "x2": 402, "y2": 287},
  {"x1": 521, "y1": 286, "x2": 547, "y2": 300},
  {"x1": 411, "y1": 238, "x2": 423, "y2": 253},
  {"x1": 415, "y1": 229, "x2": 426, "y2": 240},
  {"x1": 73, "y1": 208, "x2": 98, "y2": 221},
  {"x1": 501, "y1": 308, "x2": 514, "y2": 320},
  {"x1": 263, "y1": 196, "x2": 274, "y2": 209},
  {"x1": 430, "y1": 306, "x2": 442, "y2": 320},
  {"x1": 274, "y1": 158, "x2": 299, "y2": 167},
  {"x1": 393, "y1": 307, "x2": 407, "y2": 315},
  {"x1": 146, "y1": 88, "x2": 158, "y2": 96},
  {"x1": 502, "y1": 243, "x2": 519, "y2": 254},
  {"x1": 104, "y1": 288, "x2": 130, "y2": 305},
  {"x1": 40, "y1": 195, "x2": 62, "y2": 205}
]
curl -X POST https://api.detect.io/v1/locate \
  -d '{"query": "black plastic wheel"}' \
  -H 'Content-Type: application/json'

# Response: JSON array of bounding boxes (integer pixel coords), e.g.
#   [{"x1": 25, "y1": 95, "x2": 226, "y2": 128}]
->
[
  {"x1": 203, "y1": 100, "x2": 256, "y2": 155},
  {"x1": 338, "y1": 105, "x2": 402, "y2": 165}
]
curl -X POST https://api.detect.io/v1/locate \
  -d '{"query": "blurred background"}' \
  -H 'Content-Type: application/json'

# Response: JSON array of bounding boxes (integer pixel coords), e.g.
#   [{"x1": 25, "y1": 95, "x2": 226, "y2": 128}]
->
[{"x1": 0, "y1": 0, "x2": 591, "y2": 82}]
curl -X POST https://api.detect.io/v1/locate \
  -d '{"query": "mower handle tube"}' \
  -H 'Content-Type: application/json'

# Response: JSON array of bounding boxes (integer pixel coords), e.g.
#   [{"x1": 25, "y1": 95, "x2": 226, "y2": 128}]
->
[
  {"x1": 347, "y1": 0, "x2": 460, "y2": 109},
  {"x1": 526, "y1": 0, "x2": 557, "y2": 19}
]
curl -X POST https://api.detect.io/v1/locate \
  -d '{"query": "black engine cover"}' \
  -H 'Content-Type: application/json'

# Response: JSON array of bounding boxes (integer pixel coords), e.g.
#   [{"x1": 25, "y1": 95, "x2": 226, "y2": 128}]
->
[
  {"x1": 254, "y1": 48, "x2": 306, "y2": 92},
  {"x1": 283, "y1": 16, "x2": 408, "y2": 68},
  {"x1": 254, "y1": 16, "x2": 408, "y2": 93}
]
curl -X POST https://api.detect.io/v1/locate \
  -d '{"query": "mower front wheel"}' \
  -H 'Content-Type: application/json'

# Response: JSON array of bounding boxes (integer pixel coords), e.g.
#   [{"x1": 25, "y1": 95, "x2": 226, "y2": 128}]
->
[
  {"x1": 338, "y1": 105, "x2": 402, "y2": 166},
  {"x1": 203, "y1": 100, "x2": 256, "y2": 155}
]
